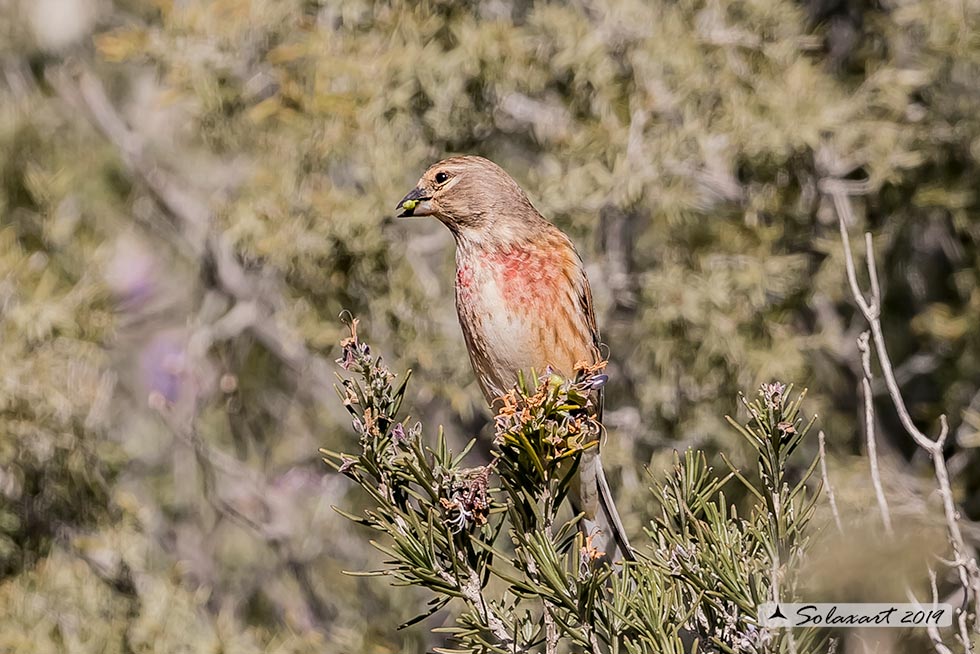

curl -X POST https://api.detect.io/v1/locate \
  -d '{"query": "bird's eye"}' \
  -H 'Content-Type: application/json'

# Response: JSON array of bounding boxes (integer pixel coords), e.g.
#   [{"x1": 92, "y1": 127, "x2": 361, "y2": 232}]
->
[{"x1": 434, "y1": 171, "x2": 450, "y2": 184}]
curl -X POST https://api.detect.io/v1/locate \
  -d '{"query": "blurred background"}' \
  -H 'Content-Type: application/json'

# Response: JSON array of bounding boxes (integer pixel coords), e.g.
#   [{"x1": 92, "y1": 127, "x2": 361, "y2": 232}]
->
[{"x1": 1, "y1": 0, "x2": 978, "y2": 651}]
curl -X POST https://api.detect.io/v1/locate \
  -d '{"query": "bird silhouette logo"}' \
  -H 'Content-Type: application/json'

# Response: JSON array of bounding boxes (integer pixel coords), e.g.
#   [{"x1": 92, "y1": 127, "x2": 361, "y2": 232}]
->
[{"x1": 761, "y1": 603, "x2": 791, "y2": 627}]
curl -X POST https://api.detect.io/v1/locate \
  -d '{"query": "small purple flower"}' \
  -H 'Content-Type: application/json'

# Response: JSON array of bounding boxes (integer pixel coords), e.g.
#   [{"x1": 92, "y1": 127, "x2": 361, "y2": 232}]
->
[
  {"x1": 336, "y1": 346, "x2": 356, "y2": 371},
  {"x1": 391, "y1": 422, "x2": 407, "y2": 445},
  {"x1": 140, "y1": 331, "x2": 186, "y2": 403}
]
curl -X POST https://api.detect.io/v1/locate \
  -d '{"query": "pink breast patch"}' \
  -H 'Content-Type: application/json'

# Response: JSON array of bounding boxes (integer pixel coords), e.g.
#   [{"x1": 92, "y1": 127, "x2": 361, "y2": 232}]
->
[{"x1": 491, "y1": 245, "x2": 557, "y2": 306}]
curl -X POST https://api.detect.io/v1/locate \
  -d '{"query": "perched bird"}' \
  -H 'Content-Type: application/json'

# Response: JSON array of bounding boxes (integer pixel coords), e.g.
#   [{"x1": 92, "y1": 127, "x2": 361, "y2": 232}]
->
[{"x1": 396, "y1": 155, "x2": 633, "y2": 563}]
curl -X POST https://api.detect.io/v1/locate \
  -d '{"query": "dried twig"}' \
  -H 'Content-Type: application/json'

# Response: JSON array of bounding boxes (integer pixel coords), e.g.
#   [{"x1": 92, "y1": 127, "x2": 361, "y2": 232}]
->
[
  {"x1": 817, "y1": 431, "x2": 843, "y2": 533},
  {"x1": 905, "y1": 569, "x2": 955, "y2": 654},
  {"x1": 826, "y1": 179, "x2": 980, "y2": 640},
  {"x1": 857, "y1": 331, "x2": 893, "y2": 534}
]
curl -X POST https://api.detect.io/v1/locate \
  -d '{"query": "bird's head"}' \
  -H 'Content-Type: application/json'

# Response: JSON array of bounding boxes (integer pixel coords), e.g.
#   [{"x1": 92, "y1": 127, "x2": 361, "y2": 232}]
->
[{"x1": 396, "y1": 155, "x2": 542, "y2": 241}]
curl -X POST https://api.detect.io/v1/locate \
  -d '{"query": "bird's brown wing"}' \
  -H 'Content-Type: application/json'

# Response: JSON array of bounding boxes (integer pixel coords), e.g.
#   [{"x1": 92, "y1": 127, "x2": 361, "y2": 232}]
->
[{"x1": 574, "y1": 250, "x2": 604, "y2": 422}]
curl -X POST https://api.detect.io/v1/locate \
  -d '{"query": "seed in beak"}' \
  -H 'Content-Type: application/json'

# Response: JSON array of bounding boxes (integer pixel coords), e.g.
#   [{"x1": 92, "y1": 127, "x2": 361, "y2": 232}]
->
[{"x1": 401, "y1": 199, "x2": 419, "y2": 211}]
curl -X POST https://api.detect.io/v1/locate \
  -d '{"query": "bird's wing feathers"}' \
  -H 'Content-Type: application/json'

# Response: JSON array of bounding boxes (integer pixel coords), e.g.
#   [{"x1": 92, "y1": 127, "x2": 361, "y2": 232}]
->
[{"x1": 569, "y1": 244, "x2": 604, "y2": 422}]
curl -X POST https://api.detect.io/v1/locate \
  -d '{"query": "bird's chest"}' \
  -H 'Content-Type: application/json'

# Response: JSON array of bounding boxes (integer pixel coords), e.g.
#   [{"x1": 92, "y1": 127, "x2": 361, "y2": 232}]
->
[{"x1": 454, "y1": 251, "x2": 558, "y2": 395}]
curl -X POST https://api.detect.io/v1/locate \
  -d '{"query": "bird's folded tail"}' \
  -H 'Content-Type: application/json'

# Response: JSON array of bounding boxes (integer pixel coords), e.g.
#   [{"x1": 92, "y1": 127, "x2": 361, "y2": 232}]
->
[{"x1": 576, "y1": 450, "x2": 634, "y2": 566}]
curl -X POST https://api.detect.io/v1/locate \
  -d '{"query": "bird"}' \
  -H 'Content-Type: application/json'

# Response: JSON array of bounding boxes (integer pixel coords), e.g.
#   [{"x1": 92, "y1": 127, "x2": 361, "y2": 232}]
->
[{"x1": 396, "y1": 155, "x2": 633, "y2": 563}]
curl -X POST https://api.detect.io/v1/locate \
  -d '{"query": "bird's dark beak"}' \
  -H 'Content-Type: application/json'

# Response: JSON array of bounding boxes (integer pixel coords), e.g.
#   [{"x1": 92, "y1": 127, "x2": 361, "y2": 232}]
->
[{"x1": 396, "y1": 187, "x2": 433, "y2": 217}]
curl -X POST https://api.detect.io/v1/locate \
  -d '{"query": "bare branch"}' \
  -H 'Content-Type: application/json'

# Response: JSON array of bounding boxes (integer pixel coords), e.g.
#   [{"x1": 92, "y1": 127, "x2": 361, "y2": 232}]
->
[
  {"x1": 858, "y1": 332, "x2": 893, "y2": 534},
  {"x1": 829, "y1": 191, "x2": 938, "y2": 452},
  {"x1": 828, "y1": 182, "x2": 980, "y2": 638},
  {"x1": 829, "y1": 185, "x2": 874, "y2": 318},
  {"x1": 864, "y1": 234, "x2": 881, "y2": 308},
  {"x1": 905, "y1": 569, "x2": 954, "y2": 654},
  {"x1": 817, "y1": 431, "x2": 843, "y2": 533}
]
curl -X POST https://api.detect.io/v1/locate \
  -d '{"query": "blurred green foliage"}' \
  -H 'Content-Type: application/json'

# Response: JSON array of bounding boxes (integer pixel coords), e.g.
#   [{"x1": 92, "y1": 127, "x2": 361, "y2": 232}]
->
[{"x1": 1, "y1": 0, "x2": 978, "y2": 651}]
